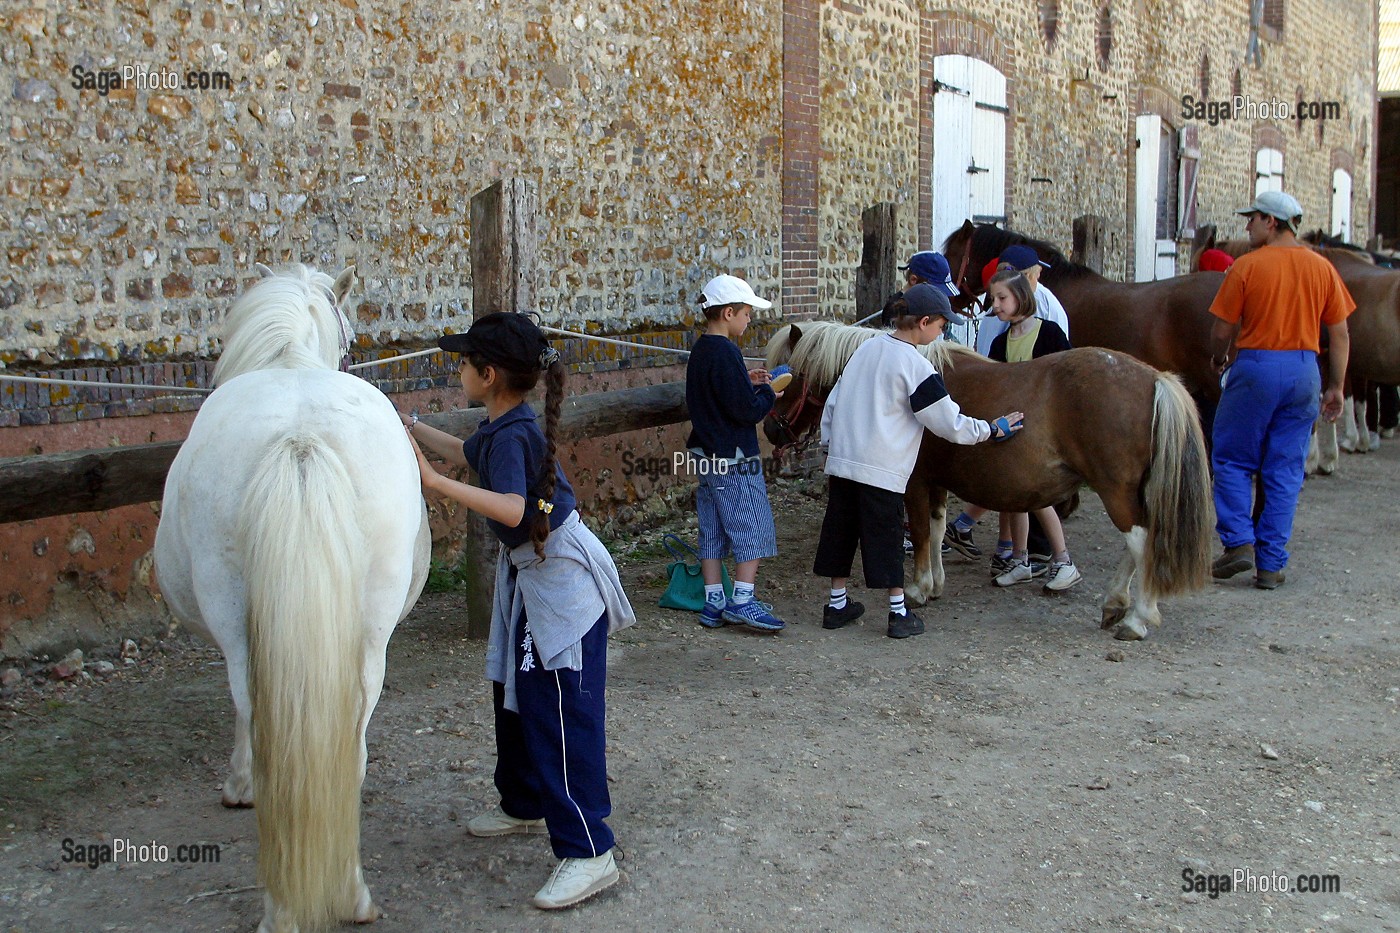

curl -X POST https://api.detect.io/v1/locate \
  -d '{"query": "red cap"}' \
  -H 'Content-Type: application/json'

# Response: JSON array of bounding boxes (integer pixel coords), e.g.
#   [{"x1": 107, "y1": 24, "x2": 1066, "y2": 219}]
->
[
  {"x1": 980, "y1": 257, "x2": 1001, "y2": 291},
  {"x1": 1198, "y1": 248, "x2": 1235, "y2": 273}
]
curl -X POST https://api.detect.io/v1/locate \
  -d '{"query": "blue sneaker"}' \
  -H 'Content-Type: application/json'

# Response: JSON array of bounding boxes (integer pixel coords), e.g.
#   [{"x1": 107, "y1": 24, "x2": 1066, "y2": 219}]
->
[
  {"x1": 699, "y1": 600, "x2": 728, "y2": 628},
  {"x1": 721, "y1": 599, "x2": 785, "y2": 632}
]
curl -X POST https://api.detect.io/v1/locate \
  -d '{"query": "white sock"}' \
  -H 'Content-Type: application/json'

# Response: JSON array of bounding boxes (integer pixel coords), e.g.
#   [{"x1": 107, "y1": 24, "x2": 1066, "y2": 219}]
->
[
  {"x1": 732, "y1": 581, "x2": 755, "y2": 605},
  {"x1": 889, "y1": 594, "x2": 907, "y2": 617},
  {"x1": 704, "y1": 584, "x2": 726, "y2": 606},
  {"x1": 828, "y1": 587, "x2": 847, "y2": 610}
]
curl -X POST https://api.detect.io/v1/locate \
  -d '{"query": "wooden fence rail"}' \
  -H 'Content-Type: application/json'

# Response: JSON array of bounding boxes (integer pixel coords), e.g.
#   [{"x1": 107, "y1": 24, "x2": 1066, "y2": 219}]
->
[{"x1": 0, "y1": 381, "x2": 688, "y2": 524}]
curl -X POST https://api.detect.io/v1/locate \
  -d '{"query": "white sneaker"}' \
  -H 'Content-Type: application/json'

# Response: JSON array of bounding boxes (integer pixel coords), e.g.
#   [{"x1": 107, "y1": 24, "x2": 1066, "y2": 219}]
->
[
  {"x1": 531, "y1": 850, "x2": 620, "y2": 909},
  {"x1": 1043, "y1": 560, "x2": 1083, "y2": 592},
  {"x1": 994, "y1": 559, "x2": 1034, "y2": 587},
  {"x1": 467, "y1": 805, "x2": 548, "y2": 837}
]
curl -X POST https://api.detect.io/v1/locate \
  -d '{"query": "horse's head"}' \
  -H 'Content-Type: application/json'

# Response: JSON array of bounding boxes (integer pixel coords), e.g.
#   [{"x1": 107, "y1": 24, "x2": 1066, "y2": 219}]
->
[
  {"x1": 940, "y1": 220, "x2": 984, "y2": 312},
  {"x1": 213, "y1": 264, "x2": 358, "y2": 386}
]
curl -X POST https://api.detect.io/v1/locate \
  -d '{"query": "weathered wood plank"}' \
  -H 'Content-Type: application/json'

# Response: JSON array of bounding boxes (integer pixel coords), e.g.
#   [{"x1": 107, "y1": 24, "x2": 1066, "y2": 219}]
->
[{"x1": 0, "y1": 381, "x2": 689, "y2": 524}]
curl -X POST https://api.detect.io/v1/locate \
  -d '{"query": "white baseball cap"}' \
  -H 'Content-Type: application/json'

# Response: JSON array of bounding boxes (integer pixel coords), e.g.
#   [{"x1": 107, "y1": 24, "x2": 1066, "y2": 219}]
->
[
  {"x1": 1236, "y1": 191, "x2": 1303, "y2": 231},
  {"x1": 701, "y1": 274, "x2": 772, "y2": 310}
]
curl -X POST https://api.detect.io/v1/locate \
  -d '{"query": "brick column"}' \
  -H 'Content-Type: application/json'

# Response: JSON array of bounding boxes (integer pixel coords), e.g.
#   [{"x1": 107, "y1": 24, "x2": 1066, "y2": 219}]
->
[
  {"x1": 782, "y1": 0, "x2": 819, "y2": 318},
  {"x1": 917, "y1": 19, "x2": 934, "y2": 250}
]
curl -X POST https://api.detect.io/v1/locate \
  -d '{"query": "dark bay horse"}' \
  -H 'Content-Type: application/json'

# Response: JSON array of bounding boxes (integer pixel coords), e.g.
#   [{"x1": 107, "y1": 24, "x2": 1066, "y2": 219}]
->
[
  {"x1": 941, "y1": 221, "x2": 1226, "y2": 417},
  {"x1": 763, "y1": 323, "x2": 1213, "y2": 641}
]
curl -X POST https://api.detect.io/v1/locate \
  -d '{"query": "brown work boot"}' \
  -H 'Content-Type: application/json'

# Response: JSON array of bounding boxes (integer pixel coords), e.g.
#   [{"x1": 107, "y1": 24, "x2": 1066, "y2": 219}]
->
[
  {"x1": 1211, "y1": 544, "x2": 1254, "y2": 580},
  {"x1": 1254, "y1": 569, "x2": 1285, "y2": 590}
]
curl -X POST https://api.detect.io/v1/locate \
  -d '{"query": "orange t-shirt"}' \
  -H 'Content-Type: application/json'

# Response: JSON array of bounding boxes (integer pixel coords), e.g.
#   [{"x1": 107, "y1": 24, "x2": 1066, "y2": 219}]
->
[{"x1": 1208, "y1": 244, "x2": 1355, "y2": 352}]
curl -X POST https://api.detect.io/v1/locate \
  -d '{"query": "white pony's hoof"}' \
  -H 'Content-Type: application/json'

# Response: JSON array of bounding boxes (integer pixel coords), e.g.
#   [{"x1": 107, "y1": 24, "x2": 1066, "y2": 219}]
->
[
  {"x1": 1369, "y1": 431, "x2": 1382, "y2": 451},
  {"x1": 221, "y1": 776, "x2": 254, "y2": 808}
]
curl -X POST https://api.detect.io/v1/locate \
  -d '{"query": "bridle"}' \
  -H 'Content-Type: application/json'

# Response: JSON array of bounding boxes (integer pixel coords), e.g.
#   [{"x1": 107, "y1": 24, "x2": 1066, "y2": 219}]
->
[
  {"x1": 329, "y1": 297, "x2": 353, "y2": 373},
  {"x1": 947, "y1": 234, "x2": 984, "y2": 313},
  {"x1": 768, "y1": 375, "x2": 828, "y2": 463}
]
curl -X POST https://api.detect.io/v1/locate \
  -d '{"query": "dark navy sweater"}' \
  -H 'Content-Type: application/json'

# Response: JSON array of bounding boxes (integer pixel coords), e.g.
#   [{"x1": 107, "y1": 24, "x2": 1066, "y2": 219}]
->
[{"x1": 685, "y1": 334, "x2": 775, "y2": 458}]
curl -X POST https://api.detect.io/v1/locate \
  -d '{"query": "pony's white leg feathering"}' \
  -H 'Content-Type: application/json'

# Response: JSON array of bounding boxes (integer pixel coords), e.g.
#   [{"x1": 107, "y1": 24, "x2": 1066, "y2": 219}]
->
[{"x1": 1111, "y1": 527, "x2": 1158, "y2": 641}]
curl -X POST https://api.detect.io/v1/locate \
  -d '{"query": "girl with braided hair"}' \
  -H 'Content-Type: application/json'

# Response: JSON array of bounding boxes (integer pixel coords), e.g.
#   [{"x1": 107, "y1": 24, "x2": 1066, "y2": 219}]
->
[{"x1": 403, "y1": 312, "x2": 634, "y2": 910}]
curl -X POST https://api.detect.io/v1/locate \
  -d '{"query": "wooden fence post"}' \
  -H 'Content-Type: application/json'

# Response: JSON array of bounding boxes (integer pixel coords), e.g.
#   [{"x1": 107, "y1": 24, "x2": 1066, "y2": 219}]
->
[
  {"x1": 856, "y1": 203, "x2": 898, "y2": 322},
  {"x1": 1071, "y1": 215, "x2": 1105, "y2": 274},
  {"x1": 461, "y1": 178, "x2": 540, "y2": 638}
]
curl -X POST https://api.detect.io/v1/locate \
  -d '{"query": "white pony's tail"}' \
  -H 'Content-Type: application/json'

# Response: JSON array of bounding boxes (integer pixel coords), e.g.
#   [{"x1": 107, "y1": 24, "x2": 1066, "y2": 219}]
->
[{"x1": 240, "y1": 432, "x2": 365, "y2": 931}]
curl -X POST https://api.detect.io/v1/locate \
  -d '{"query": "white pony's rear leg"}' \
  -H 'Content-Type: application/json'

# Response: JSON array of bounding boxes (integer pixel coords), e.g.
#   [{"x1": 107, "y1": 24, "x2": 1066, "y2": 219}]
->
[{"x1": 222, "y1": 653, "x2": 255, "y2": 807}]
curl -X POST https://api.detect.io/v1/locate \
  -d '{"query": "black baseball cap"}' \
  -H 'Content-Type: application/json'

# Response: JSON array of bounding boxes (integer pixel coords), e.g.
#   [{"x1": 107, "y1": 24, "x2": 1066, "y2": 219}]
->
[{"x1": 439, "y1": 312, "x2": 554, "y2": 371}]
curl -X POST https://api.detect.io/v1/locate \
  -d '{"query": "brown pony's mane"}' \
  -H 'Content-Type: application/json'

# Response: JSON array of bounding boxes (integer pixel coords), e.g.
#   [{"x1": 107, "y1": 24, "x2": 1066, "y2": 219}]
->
[
  {"x1": 942, "y1": 224, "x2": 1101, "y2": 284},
  {"x1": 765, "y1": 322, "x2": 986, "y2": 389}
]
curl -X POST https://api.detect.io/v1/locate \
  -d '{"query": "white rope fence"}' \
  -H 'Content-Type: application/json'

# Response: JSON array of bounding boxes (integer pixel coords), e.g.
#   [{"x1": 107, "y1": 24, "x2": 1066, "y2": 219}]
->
[{"x1": 0, "y1": 316, "x2": 879, "y2": 398}]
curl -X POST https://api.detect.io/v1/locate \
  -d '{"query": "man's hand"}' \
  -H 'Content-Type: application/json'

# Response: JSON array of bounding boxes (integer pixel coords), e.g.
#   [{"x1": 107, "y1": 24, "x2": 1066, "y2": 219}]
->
[{"x1": 1321, "y1": 387, "x2": 1344, "y2": 422}]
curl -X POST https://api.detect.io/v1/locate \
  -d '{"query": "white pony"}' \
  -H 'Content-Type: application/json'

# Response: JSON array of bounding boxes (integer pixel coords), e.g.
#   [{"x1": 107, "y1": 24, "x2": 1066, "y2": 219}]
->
[{"x1": 155, "y1": 264, "x2": 430, "y2": 933}]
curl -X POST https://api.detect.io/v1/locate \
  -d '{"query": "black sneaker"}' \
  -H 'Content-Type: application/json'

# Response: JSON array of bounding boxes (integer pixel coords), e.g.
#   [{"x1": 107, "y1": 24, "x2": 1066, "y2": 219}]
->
[
  {"x1": 823, "y1": 600, "x2": 866, "y2": 629},
  {"x1": 887, "y1": 610, "x2": 925, "y2": 639},
  {"x1": 943, "y1": 525, "x2": 982, "y2": 559}
]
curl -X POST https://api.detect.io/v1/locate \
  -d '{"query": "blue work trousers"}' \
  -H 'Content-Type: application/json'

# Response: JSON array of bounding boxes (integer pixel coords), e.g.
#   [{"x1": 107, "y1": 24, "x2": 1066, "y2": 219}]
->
[
  {"x1": 493, "y1": 607, "x2": 614, "y2": 859},
  {"x1": 1211, "y1": 349, "x2": 1320, "y2": 573}
]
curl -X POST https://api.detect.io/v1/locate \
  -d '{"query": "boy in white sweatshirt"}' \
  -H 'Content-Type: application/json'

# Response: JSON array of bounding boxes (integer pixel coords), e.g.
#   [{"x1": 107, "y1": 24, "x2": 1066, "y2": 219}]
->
[{"x1": 815, "y1": 284, "x2": 1024, "y2": 638}]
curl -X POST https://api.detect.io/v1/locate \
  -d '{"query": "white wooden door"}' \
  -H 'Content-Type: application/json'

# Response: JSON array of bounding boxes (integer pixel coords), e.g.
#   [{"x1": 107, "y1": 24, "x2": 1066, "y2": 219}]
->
[
  {"x1": 1255, "y1": 148, "x2": 1284, "y2": 195},
  {"x1": 1134, "y1": 114, "x2": 1161, "y2": 282},
  {"x1": 931, "y1": 55, "x2": 1006, "y2": 250},
  {"x1": 1332, "y1": 168, "x2": 1352, "y2": 242}
]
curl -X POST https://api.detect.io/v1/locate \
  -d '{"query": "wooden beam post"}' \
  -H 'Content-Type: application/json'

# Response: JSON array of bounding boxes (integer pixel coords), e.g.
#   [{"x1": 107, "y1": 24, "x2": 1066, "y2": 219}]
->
[
  {"x1": 856, "y1": 203, "x2": 898, "y2": 322},
  {"x1": 1071, "y1": 215, "x2": 1106, "y2": 274},
  {"x1": 462, "y1": 179, "x2": 541, "y2": 637}
]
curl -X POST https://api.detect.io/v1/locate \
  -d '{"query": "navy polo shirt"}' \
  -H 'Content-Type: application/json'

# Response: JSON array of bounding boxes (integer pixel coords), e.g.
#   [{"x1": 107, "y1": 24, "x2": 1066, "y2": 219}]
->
[{"x1": 463, "y1": 402, "x2": 577, "y2": 549}]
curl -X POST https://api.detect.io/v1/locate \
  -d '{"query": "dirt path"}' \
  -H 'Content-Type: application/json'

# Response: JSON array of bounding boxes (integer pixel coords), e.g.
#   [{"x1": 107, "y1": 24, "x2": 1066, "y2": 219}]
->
[{"x1": 2, "y1": 446, "x2": 1398, "y2": 932}]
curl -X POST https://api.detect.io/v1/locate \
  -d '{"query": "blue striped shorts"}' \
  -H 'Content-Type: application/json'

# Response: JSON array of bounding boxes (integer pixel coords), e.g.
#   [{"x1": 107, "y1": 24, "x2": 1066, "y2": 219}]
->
[{"x1": 695, "y1": 461, "x2": 778, "y2": 563}]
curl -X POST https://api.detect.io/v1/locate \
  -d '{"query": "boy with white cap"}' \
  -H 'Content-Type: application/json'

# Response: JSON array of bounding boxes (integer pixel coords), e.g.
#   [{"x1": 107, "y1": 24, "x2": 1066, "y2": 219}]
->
[{"x1": 685, "y1": 274, "x2": 785, "y2": 631}]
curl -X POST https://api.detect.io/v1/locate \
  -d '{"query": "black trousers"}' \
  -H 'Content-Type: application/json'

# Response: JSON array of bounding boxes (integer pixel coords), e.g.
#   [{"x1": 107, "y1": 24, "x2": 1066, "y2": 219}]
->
[{"x1": 813, "y1": 475, "x2": 906, "y2": 589}]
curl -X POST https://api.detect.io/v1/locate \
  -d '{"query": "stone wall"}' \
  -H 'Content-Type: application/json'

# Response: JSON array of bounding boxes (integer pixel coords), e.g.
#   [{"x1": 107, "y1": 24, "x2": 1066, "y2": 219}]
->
[{"x1": 1, "y1": 0, "x2": 784, "y2": 365}]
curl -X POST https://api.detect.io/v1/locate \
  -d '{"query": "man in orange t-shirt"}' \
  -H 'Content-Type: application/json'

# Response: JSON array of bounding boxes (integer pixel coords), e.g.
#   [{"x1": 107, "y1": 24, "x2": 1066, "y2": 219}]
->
[{"x1": 1207, "y1": 191, "x2": 1354, "y2": 590}]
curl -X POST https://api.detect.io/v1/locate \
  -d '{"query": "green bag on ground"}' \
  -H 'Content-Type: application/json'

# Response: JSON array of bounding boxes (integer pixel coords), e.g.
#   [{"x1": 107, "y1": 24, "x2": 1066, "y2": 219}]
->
[{"x1": 658, "y1": 534, "x2": 733, "y2": 612}]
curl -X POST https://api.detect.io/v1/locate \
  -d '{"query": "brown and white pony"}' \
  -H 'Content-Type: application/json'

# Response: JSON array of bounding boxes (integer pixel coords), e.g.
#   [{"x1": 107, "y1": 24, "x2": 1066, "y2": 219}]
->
[{"x1": 763, "y1": 322, "x2": 1213, "y2": 641}]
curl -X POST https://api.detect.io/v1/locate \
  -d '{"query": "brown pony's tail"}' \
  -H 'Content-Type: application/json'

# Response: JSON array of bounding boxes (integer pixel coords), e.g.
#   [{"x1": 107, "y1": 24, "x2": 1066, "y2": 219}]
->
[{"x1": 1141, "y1": 372, "x2": 1215, "y2": 596}]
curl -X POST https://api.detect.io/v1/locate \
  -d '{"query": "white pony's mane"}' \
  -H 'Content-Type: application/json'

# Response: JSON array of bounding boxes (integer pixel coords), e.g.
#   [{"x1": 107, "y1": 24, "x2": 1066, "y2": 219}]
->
[
  {"x1": 764, "y1": 321, "x2": 986, "y2": 388},
  {"x1": 213, "y1": 264, "x2": 347, "y2": 386}
]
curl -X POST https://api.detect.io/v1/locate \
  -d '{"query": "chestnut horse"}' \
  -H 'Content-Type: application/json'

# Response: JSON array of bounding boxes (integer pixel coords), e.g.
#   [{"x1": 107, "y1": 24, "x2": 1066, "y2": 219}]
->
[
  {"x1": 940, "y1": 220, "x2": 1225, "y2": 428},
  {"x1": 763, "y1": 323, "x2": 1213, "y2": 641}
]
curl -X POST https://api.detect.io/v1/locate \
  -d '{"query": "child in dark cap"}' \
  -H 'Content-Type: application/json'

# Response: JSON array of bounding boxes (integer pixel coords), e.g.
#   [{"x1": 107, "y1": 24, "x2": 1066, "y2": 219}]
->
[
  {"x1": 815, "y1": 284, "x2": 1025, "y2": 638},
  {"x1": 402, "y1": 312, "x2": 633, "y2": 910}
]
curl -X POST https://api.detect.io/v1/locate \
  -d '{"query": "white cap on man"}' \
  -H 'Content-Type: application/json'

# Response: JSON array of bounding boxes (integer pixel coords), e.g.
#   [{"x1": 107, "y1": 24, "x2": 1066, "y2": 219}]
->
[
  {"x1": 701, "y1": 274, "x2": 773, "y2": 310},
  {"x1": 1235, "y1": 191, "x2": 1303, "y2": 232}
]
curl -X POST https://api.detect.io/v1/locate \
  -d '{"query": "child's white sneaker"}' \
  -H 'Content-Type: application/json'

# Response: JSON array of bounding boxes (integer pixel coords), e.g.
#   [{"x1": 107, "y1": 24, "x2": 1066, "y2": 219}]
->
[
  {"x1": 531, "y1": 850, "x2": 620, "y2": 909},
  {"x1": 1043, "y1": 560, "x2": 1083, "y2": 592}
]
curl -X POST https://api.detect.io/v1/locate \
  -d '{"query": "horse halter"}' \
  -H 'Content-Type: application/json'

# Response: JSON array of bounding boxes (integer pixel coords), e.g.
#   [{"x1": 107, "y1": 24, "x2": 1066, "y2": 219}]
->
[
  {"x1": 329, "y1": 297, "x2": 352, "y2": 373},
  {"x1": 768, "y1": 375, "x2": 826, "y2": 463}
]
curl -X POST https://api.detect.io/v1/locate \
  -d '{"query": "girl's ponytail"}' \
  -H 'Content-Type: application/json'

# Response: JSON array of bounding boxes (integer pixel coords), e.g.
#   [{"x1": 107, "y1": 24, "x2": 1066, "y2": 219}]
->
[{"x1": 529, "y1": 356, "x2": 567, "y2": 559}]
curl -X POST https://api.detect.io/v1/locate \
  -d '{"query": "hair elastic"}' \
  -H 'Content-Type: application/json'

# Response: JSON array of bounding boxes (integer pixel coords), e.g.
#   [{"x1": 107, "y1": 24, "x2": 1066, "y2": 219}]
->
[{"x1": 537, "y1": 499, "x2": 554, "y2": 514}]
